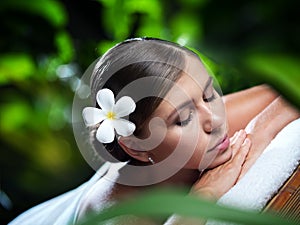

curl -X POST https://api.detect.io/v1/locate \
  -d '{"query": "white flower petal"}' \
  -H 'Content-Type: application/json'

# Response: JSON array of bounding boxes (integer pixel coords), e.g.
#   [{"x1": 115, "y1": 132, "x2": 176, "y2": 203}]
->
[
  {"x1": 96, "y1": 120, "x2": 115, "y2": 143},
  {"x1": 113, "y1": 119, "x2": 136, "y2": 137},
  {"x1": 114, "y1": 96, "x2": 136, "y2": 118},
  {"x1": 82, "y1": 107, "x2": 106, "y2": 126},
  {"x1": 96, "y1": 89, "x2": 115, "y2": 111}
]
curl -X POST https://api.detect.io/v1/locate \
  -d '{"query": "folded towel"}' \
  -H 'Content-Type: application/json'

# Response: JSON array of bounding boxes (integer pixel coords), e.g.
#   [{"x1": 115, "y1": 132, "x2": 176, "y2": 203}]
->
[{"x1": 207, "y1": 118, "x2": 300, "y2": 225}]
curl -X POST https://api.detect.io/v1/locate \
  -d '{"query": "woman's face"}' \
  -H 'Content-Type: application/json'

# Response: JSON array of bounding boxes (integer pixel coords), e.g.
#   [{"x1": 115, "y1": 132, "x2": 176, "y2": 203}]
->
[{"x1": 142, "y1": 56, "x2": 231, "y2": 171}]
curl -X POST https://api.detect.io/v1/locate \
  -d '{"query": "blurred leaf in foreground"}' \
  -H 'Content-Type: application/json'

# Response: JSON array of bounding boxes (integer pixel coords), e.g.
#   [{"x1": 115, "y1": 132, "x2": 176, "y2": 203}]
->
[
  {"x1": 78, "y1": 188, "x2": 298, "y2": 225},
  {"x1": 245, "y1": 53, "x2": 300, "y2": 109}
]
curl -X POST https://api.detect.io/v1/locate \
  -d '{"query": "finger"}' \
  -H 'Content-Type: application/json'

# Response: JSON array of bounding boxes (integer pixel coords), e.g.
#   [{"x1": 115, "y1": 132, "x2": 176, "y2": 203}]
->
[
  {"x1": 231, "y1": 130, "x2": 247, "y2": 155},
  {"x1": 229, "y1": 131, "x2": 238, "y2": 143},
  {"x1": 246, "y1": 133, "x2": 252, "y2": 141},
  {"x1": 231, "y1": 130, "x2": 245, "y2": 146},
  {"x1": 238, "y1": 162, "x2": 251, "y2": 180},
  {"x1": 231, "y1": 138, "x2": 251, "y2": 167}
]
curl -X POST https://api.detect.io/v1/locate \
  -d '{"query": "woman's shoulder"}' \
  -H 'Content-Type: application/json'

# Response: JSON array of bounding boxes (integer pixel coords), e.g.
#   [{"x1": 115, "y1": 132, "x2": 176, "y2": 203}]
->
[
  {"x1": 76, "y1": 163, "x2": 160, "y2": 224},
  {"x1": 76, "y1": 180, "x2": 160, "y2": 225},
  {"x1": 8, "y1": 164, "x2": 108, "y2": 225},
  {"x1": 76, "y1": 164, "x2": 117, "y2": 221}
]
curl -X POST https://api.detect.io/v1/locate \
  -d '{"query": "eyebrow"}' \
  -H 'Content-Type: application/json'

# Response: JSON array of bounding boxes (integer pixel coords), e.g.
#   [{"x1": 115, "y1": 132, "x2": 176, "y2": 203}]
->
[
  {"x1": 167, "y1": 76, "x2": 213, "y2": 121},
  {"x1": 204, "y1": 76, "x2": 213, "y2": 91}
]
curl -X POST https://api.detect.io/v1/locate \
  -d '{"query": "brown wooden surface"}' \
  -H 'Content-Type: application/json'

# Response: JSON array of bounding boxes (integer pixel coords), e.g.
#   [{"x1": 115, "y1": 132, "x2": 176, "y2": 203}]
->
[{"x1": 264, "y1": 165, "x2": 300, "y2": 222}]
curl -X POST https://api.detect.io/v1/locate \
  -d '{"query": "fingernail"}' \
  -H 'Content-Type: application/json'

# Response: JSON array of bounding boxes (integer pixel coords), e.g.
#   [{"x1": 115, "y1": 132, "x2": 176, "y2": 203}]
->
[{"x1": 243, "y1": 138, "x2": 250, "y2": 145}]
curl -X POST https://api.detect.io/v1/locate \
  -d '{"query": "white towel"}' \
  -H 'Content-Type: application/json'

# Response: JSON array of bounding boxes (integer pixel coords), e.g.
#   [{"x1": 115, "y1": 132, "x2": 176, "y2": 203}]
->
[
  {"x1": 8, "y1": 163, "x2": 110, "y2": 225},
  {"x1": 207, "y1": 118, "x2": 300, "y2": 225}
]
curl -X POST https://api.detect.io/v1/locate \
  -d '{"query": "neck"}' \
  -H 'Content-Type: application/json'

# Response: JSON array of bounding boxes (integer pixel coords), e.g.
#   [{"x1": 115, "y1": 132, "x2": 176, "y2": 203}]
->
[
  {"x1": 104, "y1": 163, "x2": 200, "y2": 204},
  {"x1": 159, "y1": 168, "x2": 200, "y2": 187},
  {"x1": 111, "y1": 163, "x2": 199, "y2": 189},
  {"x1": 127, "y1": 159, "x2": 201, "y2": 187}
]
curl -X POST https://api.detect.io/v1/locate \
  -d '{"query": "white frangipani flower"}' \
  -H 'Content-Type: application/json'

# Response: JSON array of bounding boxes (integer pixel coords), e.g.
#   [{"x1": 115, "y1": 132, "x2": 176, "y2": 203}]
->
[{"x1": 82, "y1": 89, "x2": 136, "y2": 143}]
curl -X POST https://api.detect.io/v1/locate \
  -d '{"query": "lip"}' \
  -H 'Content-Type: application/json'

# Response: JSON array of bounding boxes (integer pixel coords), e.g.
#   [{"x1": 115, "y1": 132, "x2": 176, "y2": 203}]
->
[
  {"x1": 216, "y1": 135, "x2": 230, "y2": 152},
  {"x1": 207, "y1": 135, "x2": 230, "y2": 153}
]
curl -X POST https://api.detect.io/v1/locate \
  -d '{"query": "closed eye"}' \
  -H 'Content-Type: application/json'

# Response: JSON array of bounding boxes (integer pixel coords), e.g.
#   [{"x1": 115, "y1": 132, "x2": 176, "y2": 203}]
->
[
  {"x1": 203, "y1": 78, "x2": 216, "y2": 102},
  {"x1": 175, "y1": 108, "x2": 194, "y2": 127},
  {"x1": 203, "y1": 91, "x2": 216, "y2": 102}
]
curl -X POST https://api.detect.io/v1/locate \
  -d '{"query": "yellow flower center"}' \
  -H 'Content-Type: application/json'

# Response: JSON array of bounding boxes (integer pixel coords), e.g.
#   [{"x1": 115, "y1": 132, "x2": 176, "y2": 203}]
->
[{"x1": 106, "y1": 111, "x2": 116, "y2": 120}]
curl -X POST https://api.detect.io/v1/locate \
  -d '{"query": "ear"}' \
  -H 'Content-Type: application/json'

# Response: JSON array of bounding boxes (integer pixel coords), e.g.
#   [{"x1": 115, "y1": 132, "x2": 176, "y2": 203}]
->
[{"x1": 118, "y1": 136, "x2": 149, "y2": 163}]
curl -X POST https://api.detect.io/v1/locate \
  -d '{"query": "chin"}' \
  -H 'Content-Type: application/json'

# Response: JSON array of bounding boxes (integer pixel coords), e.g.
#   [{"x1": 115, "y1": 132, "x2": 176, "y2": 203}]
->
[{"x1": 207, "y1": 147, "x2": 232, "y2": 169}]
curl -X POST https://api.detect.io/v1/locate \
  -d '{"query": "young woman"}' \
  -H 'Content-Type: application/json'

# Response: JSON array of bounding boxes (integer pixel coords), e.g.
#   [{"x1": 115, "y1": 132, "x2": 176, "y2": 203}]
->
[
  {"x1": 9, "y1": 38, "x2": 299, "y2": 225},
  {"x1": 76, "y1": 38, "x2": 299, "y2": 224}
]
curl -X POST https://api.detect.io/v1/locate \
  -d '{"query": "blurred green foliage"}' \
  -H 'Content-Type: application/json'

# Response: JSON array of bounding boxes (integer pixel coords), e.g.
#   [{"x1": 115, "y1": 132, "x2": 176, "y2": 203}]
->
[
  {"x1": 79, "y1": 188, "x2": 298, "y2": 225},
  {"x1": 0, "y1": 0, "x2": 299, "y2": 224}
]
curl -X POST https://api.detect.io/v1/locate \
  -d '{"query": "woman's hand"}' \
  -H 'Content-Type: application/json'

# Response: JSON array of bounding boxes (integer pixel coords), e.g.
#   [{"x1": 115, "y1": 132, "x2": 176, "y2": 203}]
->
[
  {"x1": 190, "y1": 130, "x2": 251, "y2": 201},
  {"x1": 165, "y1": 132, "x2": 251, "y2": 225},
  {"x1": 238, "y1": 96, "x2": 300, "y2": 179}
]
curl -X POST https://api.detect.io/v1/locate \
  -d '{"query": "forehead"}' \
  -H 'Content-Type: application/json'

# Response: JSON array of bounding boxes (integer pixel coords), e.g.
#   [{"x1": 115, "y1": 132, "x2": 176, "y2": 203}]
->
[{"x1": 154, "y1": 56, "x2": 210, "y2": 116}]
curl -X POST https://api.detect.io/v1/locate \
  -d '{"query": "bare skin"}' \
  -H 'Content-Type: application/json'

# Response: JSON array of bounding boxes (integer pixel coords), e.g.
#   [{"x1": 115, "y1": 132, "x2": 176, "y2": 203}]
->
[
  {"x1": 77, "y1": 56, "x2": 299, "y2": 224},
  {"x1": 77, "y1": 86, "x2": 299, "y2": 225},
  {"x1": 163, "y1": 95, "x2": 300, "y2": 225},
  {"x1": 223, "y1": 85, "x2": 279, "y2": 137}
]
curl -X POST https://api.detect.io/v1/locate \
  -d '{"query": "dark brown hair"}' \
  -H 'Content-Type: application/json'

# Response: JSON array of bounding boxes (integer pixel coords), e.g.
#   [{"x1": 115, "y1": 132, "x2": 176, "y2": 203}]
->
[{"x1": 90, "y1": 38, "x2": 200, "y2": 162}]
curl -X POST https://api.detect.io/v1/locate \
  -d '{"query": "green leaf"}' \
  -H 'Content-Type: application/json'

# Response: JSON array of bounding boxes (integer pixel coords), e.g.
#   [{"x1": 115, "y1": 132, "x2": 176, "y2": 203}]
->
[
  {"x1": 186, "y1": 47, "x2": 219, "y2": 77},
  {"x1": 245, "y1": 53, "x2": 300, "y2": 108},
  {"x1": 0, "y1": 101, "x2": 32, "y2": 133},
  {"x1": 0, "y1": 0, "x2": 67, "y2": 27},
  {"x1": 171, "y1": 13, "x2": 203, "y2": 46},
  {"x1": 78, "y1": 189, "x2": 297, "y2": 225},
  {"x1": 137, "y1": 19, "x2": 164, "y2": 38},
  {"x1": 96, "y1": 41, "x2": 118, "y2": 56},
  {"x1": 124, "y1": 0, "x2": 162, "y2": 20},
  {"x1": 55, "y1": 31, "x2": 74, "y2": 62},
  {"x1": 0, "y1": 53, "x2": 35, "y2": 84}
]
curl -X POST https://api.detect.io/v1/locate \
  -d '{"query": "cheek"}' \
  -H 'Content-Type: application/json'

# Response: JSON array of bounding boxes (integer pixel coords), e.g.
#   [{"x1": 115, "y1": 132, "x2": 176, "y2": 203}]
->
[
  {"x1": 168, "y1": 127, "x2": 209, "y2": 169},
  {"x1": 184, "y1": 133, "x2": 208, "y2": 169},
  {"x1": 150, "y1": 125, "x2": 211, "y2": 170},
  {"x1": 182, "y1": 118, "x2": 211, "y2": 169},
  {"x1": 150, "y1": 130, "x2": 180, "y2": 162},
  {"x1": 151, "y1": 127, "x2": 199, "y2": 164}
]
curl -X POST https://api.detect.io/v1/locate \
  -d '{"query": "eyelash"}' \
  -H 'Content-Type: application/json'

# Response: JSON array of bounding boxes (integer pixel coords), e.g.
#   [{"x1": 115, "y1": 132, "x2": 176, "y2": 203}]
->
[
  {"x1": 203, "y1": 90, "x2": 216, "y2": 102},
  {"x1": 175, "y1": 86, "x2": 215, "y2": 127},
  {"x1": 176, "y1": 109, "x2": 194, "y2": 127}
]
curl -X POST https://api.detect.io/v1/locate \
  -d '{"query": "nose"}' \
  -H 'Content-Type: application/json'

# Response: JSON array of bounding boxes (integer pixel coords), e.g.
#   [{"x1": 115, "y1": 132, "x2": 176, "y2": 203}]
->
[{"x1": 198, "y1": 103, "x2": 224, "y2": 134}]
